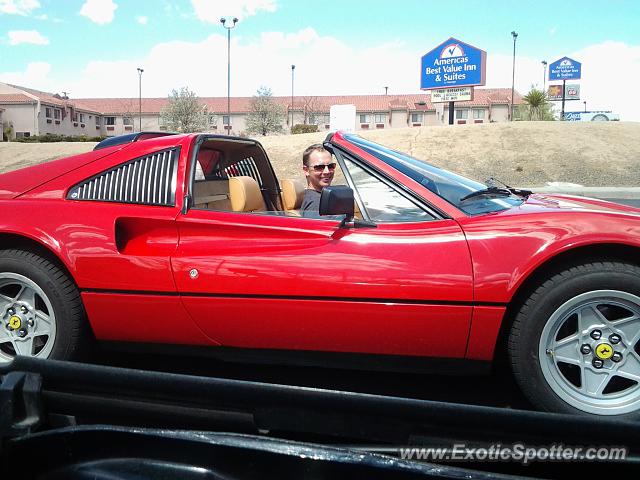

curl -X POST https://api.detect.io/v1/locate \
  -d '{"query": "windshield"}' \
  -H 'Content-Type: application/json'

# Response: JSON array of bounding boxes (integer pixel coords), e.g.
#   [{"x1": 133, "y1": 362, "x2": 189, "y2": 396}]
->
[{"x1": 344, "y1": 134, "x2": 524, "y2": 215}]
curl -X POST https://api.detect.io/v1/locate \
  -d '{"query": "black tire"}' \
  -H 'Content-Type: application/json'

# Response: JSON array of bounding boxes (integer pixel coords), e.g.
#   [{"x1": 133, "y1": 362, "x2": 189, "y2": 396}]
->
[
  {"x1": 0, "y1": 249, "x2": 89, "y2": 362},
  {"x1": 508, "y1": 261, "x2": 640, "y2": 418}
]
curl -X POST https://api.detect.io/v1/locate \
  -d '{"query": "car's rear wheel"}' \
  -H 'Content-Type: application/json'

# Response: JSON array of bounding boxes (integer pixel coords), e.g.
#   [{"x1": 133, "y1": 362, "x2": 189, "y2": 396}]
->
[
  {"x1": 509, "y1": 262, "x2": 640, "y2": 418},
  {"x1": 0, "y1": 249, "x2": 87, "y2": 363}
]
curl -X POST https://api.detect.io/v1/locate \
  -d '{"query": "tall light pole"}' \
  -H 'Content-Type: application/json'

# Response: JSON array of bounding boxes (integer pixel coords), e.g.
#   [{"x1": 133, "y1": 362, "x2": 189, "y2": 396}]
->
[
  {"x1": 220, "y1": 17, "x2": 238, "y2": 135},
  {"x1": 137, "y1": 67, "x2": 144, "y2": 132},
  {"x1": 541, "y1": 60, "x2": 547, "y2": 93},
  {"x1": 291, "y1": 64, "x2": 295, "y2": 130},
  {"x1": 510, "y1": 31, "x2": 518, "y2": 121}
]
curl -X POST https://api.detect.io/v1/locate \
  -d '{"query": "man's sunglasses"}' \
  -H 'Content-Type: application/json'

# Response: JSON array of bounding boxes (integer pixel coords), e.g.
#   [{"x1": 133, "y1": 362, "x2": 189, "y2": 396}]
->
[{"x1": 308, "y1": 163, "x2": 337, "y2": 172}]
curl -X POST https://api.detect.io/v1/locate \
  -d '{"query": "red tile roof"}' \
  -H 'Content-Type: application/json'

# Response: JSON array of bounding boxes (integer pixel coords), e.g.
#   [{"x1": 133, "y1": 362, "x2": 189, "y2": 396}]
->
[
  {"x1": 73, "y1": 89, "x2": 521, "y2": 115},
  {"x1": 0, "y1": 93, "x2": 37, "y2": 104},
  {"x1": 1, "y1": 83, "x2": 521, "y2": 115}
]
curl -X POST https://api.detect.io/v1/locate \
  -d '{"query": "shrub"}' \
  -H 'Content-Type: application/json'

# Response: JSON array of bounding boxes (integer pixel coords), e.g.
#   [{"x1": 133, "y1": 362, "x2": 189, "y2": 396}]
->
[{"x1": 291, "y1": 124, "x2": 318, "y2": 134}]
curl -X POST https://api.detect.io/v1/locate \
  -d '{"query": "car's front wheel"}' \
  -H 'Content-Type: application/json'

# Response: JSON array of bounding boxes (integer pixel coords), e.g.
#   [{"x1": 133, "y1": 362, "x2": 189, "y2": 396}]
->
[
  {"x1": 509, "y1": 262, "x2": 640, "y2": 418},
  {"x1": 0, "y1": 249, "x2": 88, "y2": 363}
]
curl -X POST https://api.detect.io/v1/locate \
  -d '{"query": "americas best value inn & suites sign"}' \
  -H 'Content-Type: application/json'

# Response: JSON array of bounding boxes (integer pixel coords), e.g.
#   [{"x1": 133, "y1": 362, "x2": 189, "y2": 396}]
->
[{"x1": 420, "y1": 38, "x2": 487, "y2": 90}]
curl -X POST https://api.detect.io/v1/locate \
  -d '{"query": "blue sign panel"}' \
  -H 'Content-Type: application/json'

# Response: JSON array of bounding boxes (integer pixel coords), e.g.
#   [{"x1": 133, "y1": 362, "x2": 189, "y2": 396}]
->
[
  {"x1": 549, "y1": 56, "x2": 581, "y2": 80},
  {"x1": 421, "y1": 38, "x2": 486, "y2": 90}
]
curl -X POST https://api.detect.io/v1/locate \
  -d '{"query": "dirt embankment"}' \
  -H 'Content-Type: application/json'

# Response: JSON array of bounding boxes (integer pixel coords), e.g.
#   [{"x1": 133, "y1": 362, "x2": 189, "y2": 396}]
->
[{"x1": 2, "y1": 122, "x2": 639, "y2": 187}]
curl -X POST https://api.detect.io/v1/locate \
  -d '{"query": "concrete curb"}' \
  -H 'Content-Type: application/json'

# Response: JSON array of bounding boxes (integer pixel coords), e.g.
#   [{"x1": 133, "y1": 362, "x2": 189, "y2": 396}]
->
[{"x1": 522, "y1": 187, "x2": 640, "y2": 200}]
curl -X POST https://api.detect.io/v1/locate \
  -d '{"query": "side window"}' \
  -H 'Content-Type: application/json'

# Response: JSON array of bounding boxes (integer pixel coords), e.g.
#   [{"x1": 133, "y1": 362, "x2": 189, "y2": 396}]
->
[
  {"x1": 67, "y1": 148, "x2": 179, "y2": 207},
  {"x1": 342, "y1": 157, "x2": 435, "y2": 223}
]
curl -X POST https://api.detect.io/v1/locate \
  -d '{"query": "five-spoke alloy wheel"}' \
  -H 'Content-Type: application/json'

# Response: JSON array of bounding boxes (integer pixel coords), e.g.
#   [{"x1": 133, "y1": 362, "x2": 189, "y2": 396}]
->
[
  {"x1": 0, "y1": 249, "x2": 87, "y2": 363},
  {"x1": 510, "y1": 262, "x2": 640, "y2": 418}
]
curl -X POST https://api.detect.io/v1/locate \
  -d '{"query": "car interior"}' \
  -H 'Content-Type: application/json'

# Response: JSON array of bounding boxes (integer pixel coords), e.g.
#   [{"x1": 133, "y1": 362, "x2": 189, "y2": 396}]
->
[{"x1": 190, "y1": 137, "x2": 338, "y2": 218}]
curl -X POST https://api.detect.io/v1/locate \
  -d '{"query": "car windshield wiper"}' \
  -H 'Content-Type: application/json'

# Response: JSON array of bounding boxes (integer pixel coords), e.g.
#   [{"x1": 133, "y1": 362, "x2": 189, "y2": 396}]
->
[
  {"x1": 459, "y1": 178, "x2": 533, "y2": 202},
  {"x1": 459, "y1": 186, "x2": 513, "y2": 202}
]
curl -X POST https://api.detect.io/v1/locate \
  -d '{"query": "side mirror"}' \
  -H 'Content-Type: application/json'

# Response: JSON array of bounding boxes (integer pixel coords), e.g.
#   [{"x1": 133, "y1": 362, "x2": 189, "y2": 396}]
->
[
  {"x1": 319, "y1": 186, "x2": 376, "y2": 229},
  {"x1": 319, "y1": 185, "x2": 354, "y2": 217}
]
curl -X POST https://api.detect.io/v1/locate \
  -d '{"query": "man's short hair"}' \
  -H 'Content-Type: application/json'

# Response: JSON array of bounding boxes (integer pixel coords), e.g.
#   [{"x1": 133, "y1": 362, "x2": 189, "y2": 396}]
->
[{"x1": 302, "y1": 144, "x2": 328, "y2": 166}]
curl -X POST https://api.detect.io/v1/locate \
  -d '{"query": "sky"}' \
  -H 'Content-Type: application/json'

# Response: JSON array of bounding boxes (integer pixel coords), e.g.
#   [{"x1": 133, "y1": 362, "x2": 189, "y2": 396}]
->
[{"x1": 1, "y1": 0, "x2": 639, "y2": 120}]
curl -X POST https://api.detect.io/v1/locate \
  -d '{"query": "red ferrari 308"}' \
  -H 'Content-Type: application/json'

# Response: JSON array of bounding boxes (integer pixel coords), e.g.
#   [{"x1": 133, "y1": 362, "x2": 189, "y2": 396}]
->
[{"x1": 1, "y1": 131, "x2": 640, "y2": 418}]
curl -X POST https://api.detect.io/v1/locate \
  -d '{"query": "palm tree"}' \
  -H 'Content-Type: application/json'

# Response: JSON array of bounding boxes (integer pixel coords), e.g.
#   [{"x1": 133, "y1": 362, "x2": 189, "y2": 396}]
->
[{"x1": 521, "y1": 88, "x2": 553, "y2": 121}]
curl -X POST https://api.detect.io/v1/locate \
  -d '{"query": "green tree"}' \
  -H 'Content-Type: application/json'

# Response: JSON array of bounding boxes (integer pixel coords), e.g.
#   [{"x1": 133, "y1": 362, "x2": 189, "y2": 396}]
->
[
  {"x1": 160, "y1": 87, "x2": 209, "y2": 132},
  {"x1": 246, "y1": 86, "x2": 285, "y2": 136},
  {"x1": 518, "y1": 87, "x2": 555, "y2": 121}
]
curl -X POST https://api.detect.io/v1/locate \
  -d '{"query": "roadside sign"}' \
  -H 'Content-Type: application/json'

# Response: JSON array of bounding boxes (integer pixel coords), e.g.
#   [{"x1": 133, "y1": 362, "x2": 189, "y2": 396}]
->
[
  {"x1": 421, "y1": 38, "x2": 486, "y2": 90},
  {"x1": 549, "y1": 57, "x2": 581, "y2": 80},
  {"x1": 431, "y1": 87, "x2": 474, "y2": 103},
  {"x1": 548, "y1": 84, "x2": 580, "y2": 101},
  {"x1": 329, "y1": 104, "x2": 356, "y2": 133}
]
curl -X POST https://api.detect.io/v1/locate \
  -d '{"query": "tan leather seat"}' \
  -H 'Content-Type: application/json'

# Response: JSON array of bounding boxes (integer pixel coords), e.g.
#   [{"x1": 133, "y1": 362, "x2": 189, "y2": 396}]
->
[
  {"x1": 229, "y1": 176, "x2": 265, "y2": 212},
  {"x1": 193, "y1": 180, "x2": 230, "y2": 209},
  {"x1": 281, "y1": 179, "x2": 305, "y2": 211}
]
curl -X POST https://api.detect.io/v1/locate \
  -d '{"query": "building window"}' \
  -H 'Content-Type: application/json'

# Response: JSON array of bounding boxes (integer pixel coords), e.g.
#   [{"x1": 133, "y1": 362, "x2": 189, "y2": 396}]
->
[
  {"x1": 95, "y1": 116, "x2": 101, "y2": 126},
  {"x1": 473, "y1": 109, "x2": 485, "y2": 119},
  {"x1": 359, "y1": 114, "x2": 371, "y2": 124},
  {"x1": 208, "y1": 114, "x2": 217, "y2": 125},
  {"x1": 374, "y1": 114, "x2": 386, "y2": 123},
  {"x1": 456, "y1": 109, "x2": 469, "y2": 119},
  {"x1": 411, "y1": 113, "x2": 423, "y2": 123},
  {"x1": 123, "y1": 117, "x2": 133, "y2": 126},
  {"x1": 105, "y1": 117, "x2": 116, "y2": 126},
  {"x1": 45, "y1": 107, "x2": 52, "y2": 118},
  {"x1": 79, "y1": 113, "x2": 85, "y2": 123},
  {"x1": 54, "y1": 109, "x2": 61, "y2": 120},
  {"x1": 15, "y1": 132, "x2": 31, "y2": 138},
  {"x1": 223, "y1": 115, "x2": 231, "y2": 125},
  {"x1": 72, "y1": 112, "x2": 78, "y2": 122}
]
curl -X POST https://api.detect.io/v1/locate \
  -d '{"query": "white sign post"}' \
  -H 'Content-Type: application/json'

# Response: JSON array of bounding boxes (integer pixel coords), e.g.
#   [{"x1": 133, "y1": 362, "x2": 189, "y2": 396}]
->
[{"x1": 329, "y1": 105, "x2": 356, "y2": 133}]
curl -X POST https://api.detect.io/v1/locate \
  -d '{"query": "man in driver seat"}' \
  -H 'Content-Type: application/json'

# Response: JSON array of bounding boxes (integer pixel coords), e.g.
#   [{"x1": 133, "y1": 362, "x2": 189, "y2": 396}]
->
[{"x1": 300, "y1": 144, "x2": 335, "y2": 217}]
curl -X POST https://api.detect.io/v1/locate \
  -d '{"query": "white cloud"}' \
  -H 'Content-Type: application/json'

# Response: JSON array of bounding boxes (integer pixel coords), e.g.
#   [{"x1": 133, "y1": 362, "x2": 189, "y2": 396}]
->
[
  {"x1": 549, "y1": 27, "x2": 557, "y2": 37},
  {"x1": 0, "y1": 0, "x2": 40, "y2": 16},
  {"x1": 136, "y1": 15, "x2": 148, "y2": 25},
  {"x1": 570, "y1": 41, "x2": 640, "y2": 121},
  {"x1": 191, "y1": 0, "x2": 276, "y2": 22},
  {"x1": 8, "y1": 29, "x2": 49, "y2": 45},
  {"x1": 79, "y1": 0, "x2": 117, "y2": 25},
  {"x1": 0, "y1": 62, "x2": 52, "y2": 89},
  {"x1": 35, "y1": 13, "x2": 46, "y2": 20}
]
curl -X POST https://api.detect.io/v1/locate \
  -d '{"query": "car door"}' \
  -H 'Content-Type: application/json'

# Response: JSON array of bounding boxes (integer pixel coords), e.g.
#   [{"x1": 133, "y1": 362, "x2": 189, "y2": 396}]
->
[
  {"x1": 172, "y1": 160, "x2": 474, "y2": 359},
  {"x1": 32, "y1": 137, "x2": 211, "y2": 346}
]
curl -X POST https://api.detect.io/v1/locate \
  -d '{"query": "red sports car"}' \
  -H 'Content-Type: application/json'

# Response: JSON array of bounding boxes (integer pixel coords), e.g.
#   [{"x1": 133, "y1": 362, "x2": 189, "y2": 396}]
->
[{"x1": 2, "y1": 131, "x2": 640, "y2": 418}]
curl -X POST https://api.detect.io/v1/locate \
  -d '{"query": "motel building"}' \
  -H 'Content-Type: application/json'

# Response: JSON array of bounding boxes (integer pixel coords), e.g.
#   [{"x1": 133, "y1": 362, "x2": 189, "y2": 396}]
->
[{"x1": 0, "y1": 82, "x2": 521, "y2": 140}]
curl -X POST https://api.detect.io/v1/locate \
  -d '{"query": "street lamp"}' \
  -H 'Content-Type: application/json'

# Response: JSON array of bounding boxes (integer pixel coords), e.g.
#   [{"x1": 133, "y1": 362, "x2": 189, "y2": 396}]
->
[
  {"x1": 291, "y1": 64, "x2": 295, "y2": 130},
  {"x1": 510, "y1": 31, "x2": 518, "y2": 121},
  {"x1": 220, "y1": 16, "x2": 238, "y2": 135},
  {"x1": 541, "y1": 60, "x2": 547, "y2": 93},
  {"x1": 137, "y1": 67, "x2": 144, "y2": 132},
  {"x1": 583, "y1": 101, "x2": 587, "y2": 113}
]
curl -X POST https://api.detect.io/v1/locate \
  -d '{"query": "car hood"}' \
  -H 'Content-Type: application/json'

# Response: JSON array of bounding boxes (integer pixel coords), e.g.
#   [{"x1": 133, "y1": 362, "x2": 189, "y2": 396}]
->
[{"x1": 520, "y1": 193, "x2": 640, "y2": 216}]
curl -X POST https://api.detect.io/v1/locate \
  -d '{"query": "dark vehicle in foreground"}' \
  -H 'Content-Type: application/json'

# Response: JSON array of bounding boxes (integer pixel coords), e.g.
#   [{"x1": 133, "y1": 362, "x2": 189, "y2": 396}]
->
[
  {"x1": 1, "y1": 131, "x2": 640, "y2": 418},
  {"x1": 1, "y1": 357, "x2": 639, "y2": 478}
]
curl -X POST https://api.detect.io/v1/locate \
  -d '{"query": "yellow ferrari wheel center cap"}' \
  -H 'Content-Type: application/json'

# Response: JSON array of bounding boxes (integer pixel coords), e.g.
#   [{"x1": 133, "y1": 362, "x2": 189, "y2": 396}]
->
[
  {"x1": 595, "y1": 343, "x2": 614, "y2": 360},
  {"x1": 8, "y1": 315, "x2": 22, "y2": 330}
]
